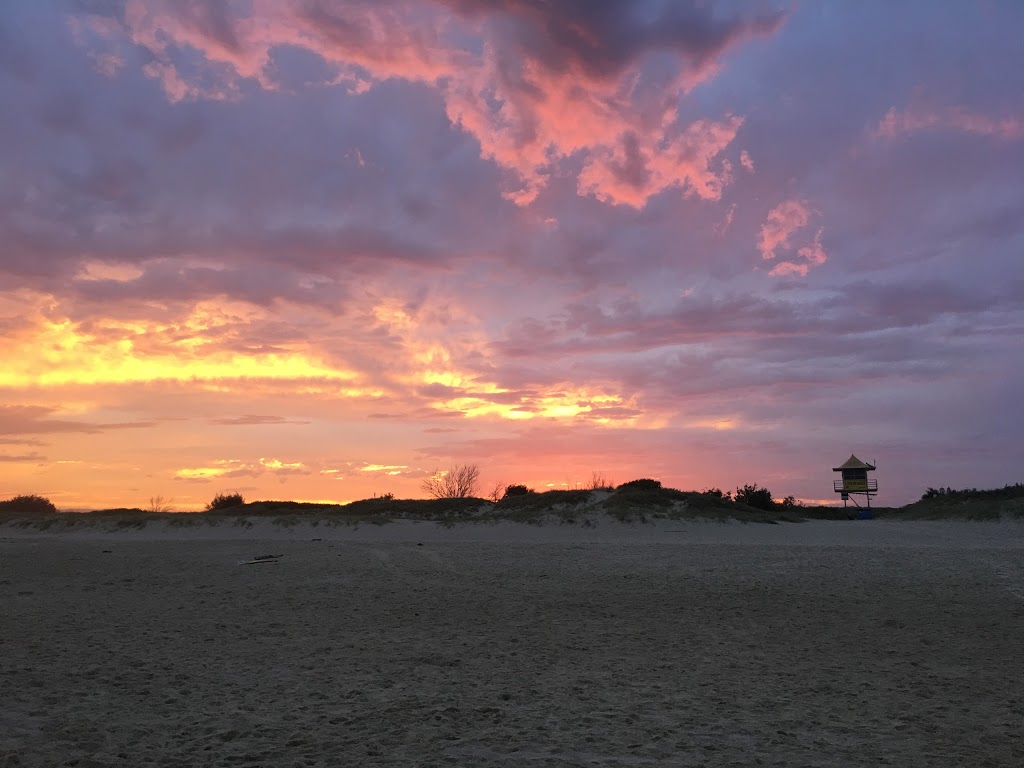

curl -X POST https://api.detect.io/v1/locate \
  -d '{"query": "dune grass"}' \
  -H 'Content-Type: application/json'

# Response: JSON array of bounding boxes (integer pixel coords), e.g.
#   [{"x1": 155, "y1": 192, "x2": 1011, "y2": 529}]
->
[{"x1": 2, "y1": 482, "x2": 1022, "y2": 531}]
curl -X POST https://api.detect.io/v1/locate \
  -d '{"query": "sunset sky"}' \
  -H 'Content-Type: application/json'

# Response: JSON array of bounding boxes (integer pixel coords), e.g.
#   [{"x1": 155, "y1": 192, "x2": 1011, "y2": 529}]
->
[{"x1": 2, "y1": 1, "x2": 1022, "y2": 510}]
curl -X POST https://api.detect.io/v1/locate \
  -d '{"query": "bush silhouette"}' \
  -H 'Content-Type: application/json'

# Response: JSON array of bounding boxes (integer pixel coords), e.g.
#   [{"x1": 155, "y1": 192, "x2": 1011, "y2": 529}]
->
[
  {"x1": 617, "y1": 478, "x2": 662, "y2": 491},
  {"x1": 0, "y1": 494, "x2": 58, "y2": 514},
  {"x1": 735, "y1": 483, "x2": 774, "y2": 511},
  {"x1": 702, "y1": 487, "x2": 731, "y2": 500},
  {"x1": 503, "y1": 484, "x2": 532, "y2": 498},
  {"x1": 206, "y1": 493, "x2": 245, "y2": 511}
]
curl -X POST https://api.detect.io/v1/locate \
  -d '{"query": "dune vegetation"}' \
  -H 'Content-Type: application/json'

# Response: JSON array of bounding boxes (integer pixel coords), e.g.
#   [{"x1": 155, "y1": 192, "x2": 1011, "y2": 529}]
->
[{"x1": 4, "y1": 474, "x2": 1023, "y2": 531}]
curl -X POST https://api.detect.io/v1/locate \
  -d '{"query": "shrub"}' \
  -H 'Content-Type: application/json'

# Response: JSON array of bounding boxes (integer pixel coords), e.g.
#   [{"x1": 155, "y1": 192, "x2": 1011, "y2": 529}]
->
[
  {"x1": 494, "y1": 489, "x2": 591, "y2": 515},
  {"x1": 0, "y1": 494, "x2": 58, "y2": 514},
  {"x1": 485, "y1": 482, "x2": 504, "y2": 503},
  {"x1": 503, "y1": 484, "x2": 532, "y2": 498},
  {"x1": 734, "y1": 483, "x2": 774, "y2": 511},
  {"x1": 779, "y1": 494, "x2": 799, "y2": 510},
  {"x1": 206, "y1": 492, "x2": 245, "y2": 511},
  {"x1": 422, "y1": 464, "x2": 481, "y2": 499},
  {"x1": 148, "y1": 495, "x2": 173, "y2": 513},
  {"x1": 617, "y1": 478, "x2": 662, "y2": 491}
]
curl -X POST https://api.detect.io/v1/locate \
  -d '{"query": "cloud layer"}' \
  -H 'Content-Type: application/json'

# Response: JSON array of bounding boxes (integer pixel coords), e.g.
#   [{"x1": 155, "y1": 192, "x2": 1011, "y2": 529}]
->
[{"x1": 1, "y1": 1, "x2": 1023, "y2": 508}]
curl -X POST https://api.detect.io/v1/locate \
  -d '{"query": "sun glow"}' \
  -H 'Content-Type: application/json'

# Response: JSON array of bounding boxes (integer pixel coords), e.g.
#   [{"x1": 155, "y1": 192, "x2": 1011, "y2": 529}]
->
[
  {"x1": 403, "y1": 337, "x2": 646, "y2": 425},
  {"x1": 1, "y1": 312, "x2": 361, "y2": 388}
]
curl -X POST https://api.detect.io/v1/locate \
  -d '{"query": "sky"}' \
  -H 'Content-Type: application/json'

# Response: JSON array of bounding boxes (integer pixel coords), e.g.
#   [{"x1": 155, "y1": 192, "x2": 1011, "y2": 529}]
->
[{"x1": 1, "y1": 1, "x2": 1022, "y2": 510}]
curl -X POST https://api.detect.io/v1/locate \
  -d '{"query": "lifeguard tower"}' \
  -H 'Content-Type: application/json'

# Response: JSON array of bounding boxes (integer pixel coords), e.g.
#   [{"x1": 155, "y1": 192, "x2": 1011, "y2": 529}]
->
[{"x1": 833, "y1": 454, "x2": 877, "y2": 509}]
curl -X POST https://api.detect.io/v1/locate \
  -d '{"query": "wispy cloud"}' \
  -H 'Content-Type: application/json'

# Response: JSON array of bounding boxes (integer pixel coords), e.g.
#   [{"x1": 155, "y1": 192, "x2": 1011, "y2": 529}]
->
[
  {"x1": 0, "y1": 452, "x2": 46, "y2": 463},
  {"x1": 0, "y1": 405, "x2": 151, "y2": 436},
  {"x1": 210, "y1": 415, "x2": 311, "y2": 426},
  {"x1": 874, "y1": 105, "x2": 1024, "y2": 141}
]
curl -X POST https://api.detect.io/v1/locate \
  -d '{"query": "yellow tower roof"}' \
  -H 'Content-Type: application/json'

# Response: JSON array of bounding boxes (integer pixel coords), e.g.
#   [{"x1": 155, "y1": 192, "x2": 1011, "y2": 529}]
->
[{"x1": 832, "y1": 454, "x2": 876, "y2": 472}]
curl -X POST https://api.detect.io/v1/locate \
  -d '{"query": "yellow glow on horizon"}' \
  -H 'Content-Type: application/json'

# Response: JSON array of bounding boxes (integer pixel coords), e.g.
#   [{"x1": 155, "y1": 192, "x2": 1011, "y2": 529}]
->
[{"x1": 2, "y1": 314, "x2": 363, "y2": 388}]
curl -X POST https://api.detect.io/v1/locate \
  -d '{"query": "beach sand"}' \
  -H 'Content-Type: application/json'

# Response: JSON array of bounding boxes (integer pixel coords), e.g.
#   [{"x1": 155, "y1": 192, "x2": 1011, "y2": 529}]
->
[{"x1": 2, "y1": 520, "x2": 1023, "y2": 767}]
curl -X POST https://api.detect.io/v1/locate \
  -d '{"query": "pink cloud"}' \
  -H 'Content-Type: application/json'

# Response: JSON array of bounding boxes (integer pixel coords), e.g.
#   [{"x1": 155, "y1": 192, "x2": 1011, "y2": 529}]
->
[
  {"x1": 758, "y1": 201, "x2": 827, "y2": 276},
  {"x1": 118, "y1": 0, "x2": 462, "y2": 100},
  {"x1": 874, "y1": 105, "x2": 1024, "y2": 141},
  {"x1": 740, "y1": 149, "x2": 755, "y2": 172},
  {"x1": 757, "y1": 199, "x2": 811, "y2": 261},
  {"x1": 89, "y1": 52, "x2": 124, "y2": 77},
  {"x1": 768, "y1": 260, "x2": 808, "y2": 277},
  {"x1": 576, "y1": 117, "x2": 743, "y2": 207},
  {"x1": 714, "y1": 203, "x2": 737, "y2": 236},
  {"x1": 97, "y1": 1, "x2": 782, "y2": 207},
  {"x1": 797, "y1": 227, "x2": 827, "y2": 266}
]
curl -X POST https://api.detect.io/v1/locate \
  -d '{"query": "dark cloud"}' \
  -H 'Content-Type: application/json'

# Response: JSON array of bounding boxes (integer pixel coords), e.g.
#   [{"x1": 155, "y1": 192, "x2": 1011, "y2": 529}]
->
[
  {"x1": 440, "y1": 0, "x2": 785, "y2": 80},
  {"x1": 0, "y1": 437, "x2": 46, "y2": 446},
  {"x1": 0, "y1": 452, "x2": 47, "y2": 462},
  {"x1": 0, "y1": 406, "x2": 154, "y2": 436},
  {"x1": 0, "y1": 406, "x2": 103, "y2": 435}
]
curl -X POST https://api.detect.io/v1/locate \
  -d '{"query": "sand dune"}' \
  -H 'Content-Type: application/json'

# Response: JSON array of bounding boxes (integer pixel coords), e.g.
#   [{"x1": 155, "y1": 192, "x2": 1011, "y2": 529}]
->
[{"x1": 2, "y1": 520, "x2": 1023, "y2": 767}]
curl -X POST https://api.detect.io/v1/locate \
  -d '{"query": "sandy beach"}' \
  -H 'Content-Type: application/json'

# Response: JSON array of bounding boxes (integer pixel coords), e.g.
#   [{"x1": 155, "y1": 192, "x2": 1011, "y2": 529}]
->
[{"x1": 2, "y1": 519, "x2": 1023, "y2": 767}]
